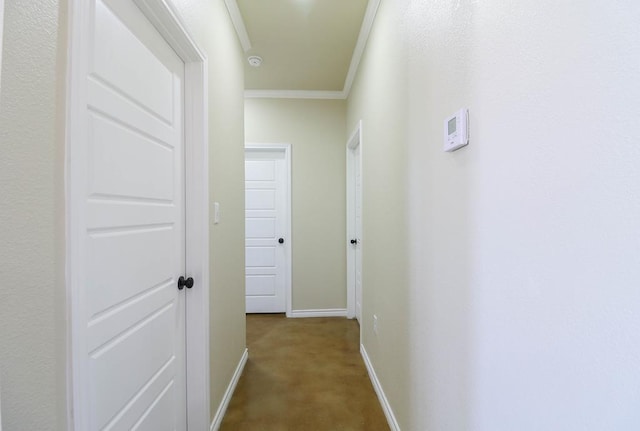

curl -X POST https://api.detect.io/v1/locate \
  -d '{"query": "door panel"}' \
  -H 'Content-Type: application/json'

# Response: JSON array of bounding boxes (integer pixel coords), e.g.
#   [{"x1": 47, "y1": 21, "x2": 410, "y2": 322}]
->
[
  {"x1": 245, "y1": 151, "x2": 288, "y2": 313},
  {"x1": 246, "y1": 247, "x2": 277, "y2": 267},
  {"x1": 88, "y1": 113, "x2": 175, "y2": 201},
  {"x1": 82, "y1": 1, "x2": 186, "y2": 429},
  {"x1": 246, "y1": 275, "x2": 277, "y2": 296},
  {"x1": 131, "y1": 381, "x2": 177, "y2": 431},
  {"x1": 101, "y1": 360, "x2": 175, "y2": 431},
  {"x1": 90, "y1": 305, "x2": 176, "y2": 429},
  {"x1": 87, "y1": 281, "x2": 175, "y2": 352},
  {"x1": 245, "y1": 160, "x2": 276, "y2": 181},
  {"x1": 86, "y1": 227, "x2": 174, "y2": 318},
  {"x1": 246, "y1": 218, "x2": 276, "y2": 238},
  {"x1": 92, "y1": 0, "x2": 174, "y2": 123},
  {"x1": 245, "y1": 189, "x2": 277, "y2": 209}
]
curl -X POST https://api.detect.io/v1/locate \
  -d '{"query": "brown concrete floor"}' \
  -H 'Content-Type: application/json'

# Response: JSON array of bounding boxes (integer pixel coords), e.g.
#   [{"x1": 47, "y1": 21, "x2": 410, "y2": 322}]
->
[{"x1": 220, "y1": 314, "x2": 390, "y2": 431}]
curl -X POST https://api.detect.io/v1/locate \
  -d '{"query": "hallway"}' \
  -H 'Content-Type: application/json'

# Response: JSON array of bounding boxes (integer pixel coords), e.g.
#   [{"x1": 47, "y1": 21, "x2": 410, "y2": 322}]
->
[
  {"x1": 2, "y1": 1, "x2": 639, "y2": 429},
  {"x1": 220, "y1": 315, "x2": 389, "y2": 430}
]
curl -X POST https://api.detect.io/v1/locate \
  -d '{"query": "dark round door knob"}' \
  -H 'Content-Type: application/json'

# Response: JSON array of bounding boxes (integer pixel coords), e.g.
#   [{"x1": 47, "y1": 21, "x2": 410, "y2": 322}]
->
[
  {"x1": 350, "y1": 239, "x2": 357, "y2": 244},
  {"x1": 178, "y1": 276, "x2": 194, "y2": 290},
  {"x1": 278, "y1": 238, "x2": 285, "y2": 244}
]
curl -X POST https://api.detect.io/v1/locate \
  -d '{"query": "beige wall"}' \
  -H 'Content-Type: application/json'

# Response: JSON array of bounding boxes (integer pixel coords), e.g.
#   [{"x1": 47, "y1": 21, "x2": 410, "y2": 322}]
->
[
  {"x1": 0, "y1": 1, "x2": 246, "y2": 429},
  {"x1": 0, "y1": 1, "x2": 68, "y2": 429},
  {"x1": 349, "y1": 0, "x2": 640, "y2": 429},
  {"x1": 245, "y1": 99, "x2": 347, "y2": 311}
]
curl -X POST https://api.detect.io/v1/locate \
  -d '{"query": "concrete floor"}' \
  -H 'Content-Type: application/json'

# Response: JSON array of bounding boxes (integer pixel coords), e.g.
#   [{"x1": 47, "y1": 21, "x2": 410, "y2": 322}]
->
[{"x1": 220, "y1": 314, "x2": 390, "y2": 431}]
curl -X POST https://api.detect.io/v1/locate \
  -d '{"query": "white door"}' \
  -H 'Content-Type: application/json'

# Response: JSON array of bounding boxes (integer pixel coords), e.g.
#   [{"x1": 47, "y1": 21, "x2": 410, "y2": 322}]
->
[
  {"x1": 352, "y1": 143, "x2": 363, "y2": 323},
  {"x1": 245, "y1": 149, "x2": 289, "y2": 313},
  {"x1": 80, "y1": 1, "x2": 186, "y2": 429},
  {"x1": 347, "y1": 127, "x2": 363, "y2": 322}
]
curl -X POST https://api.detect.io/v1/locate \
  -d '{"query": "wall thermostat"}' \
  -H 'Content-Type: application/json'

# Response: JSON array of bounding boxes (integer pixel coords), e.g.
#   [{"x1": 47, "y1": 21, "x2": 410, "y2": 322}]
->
[{"x1": 444, "y1": 109, "x2": 469, "y2": 152}]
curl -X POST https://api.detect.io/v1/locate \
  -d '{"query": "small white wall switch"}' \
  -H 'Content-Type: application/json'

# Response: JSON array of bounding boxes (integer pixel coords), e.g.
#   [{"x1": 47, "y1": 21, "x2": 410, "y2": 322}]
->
[
  {"x1": 213, "y1": 202, "x2": 220, "y2": 224},
  {"x1": 373, "y1": 314, "x2": 379, "y2": 335}
]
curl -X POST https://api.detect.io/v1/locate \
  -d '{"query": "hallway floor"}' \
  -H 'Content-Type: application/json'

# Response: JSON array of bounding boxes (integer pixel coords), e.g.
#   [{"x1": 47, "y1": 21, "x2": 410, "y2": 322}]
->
[{"x1": 220, "y1": 314, "x2": 389, "y2": 431}]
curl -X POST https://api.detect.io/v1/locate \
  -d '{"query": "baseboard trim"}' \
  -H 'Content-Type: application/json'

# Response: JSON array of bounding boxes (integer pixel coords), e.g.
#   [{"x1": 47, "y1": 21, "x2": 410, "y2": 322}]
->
[
  {"x1": 210, "y1": 348, "x2": 248, "y2": 431},
  {"x1": 288, "y1": 308, "x2": 348, "y2": 318},
  {"x1": 361, "y1": 344, "x2": 401, "y2": 431}
]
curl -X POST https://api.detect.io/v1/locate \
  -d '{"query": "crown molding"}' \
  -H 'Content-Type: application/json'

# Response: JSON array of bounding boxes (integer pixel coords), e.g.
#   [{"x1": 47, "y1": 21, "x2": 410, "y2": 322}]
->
[
  {"x1": 244, "y1": 89, "x2": 347, "y2": 100},
  {"x1": 343, "y1": 0, "x2": 381, "y2": 97},
  {"x1": 223, "y1": 0, "x2": 252, "y2": 52}
]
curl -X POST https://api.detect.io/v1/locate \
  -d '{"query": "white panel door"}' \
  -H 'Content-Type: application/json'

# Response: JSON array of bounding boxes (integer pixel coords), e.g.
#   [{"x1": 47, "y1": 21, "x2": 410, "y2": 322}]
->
[
  {"x1": 81, "y1": 1, "x2": 186, "y2": 429},
  {"x1": 245, "y1": 150, "x2": 287, "y2": 313},
  {"x1": 347, "y1": 128, "x2": 363, "y2": 321},
  {"x1": 353, "y1": 143, "x2": 363, "y2": 323}
]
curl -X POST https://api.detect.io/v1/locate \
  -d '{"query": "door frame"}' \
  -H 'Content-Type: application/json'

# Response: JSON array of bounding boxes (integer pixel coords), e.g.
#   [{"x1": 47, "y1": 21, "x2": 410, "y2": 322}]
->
[
  {"x1": 346, "y1": 121, "x2": 362, "y2": 320},
  {"x1": 65, "y1": 1, "x2": 210, "y2": 429},
  {"x1": 245, "y1": 143, "x2": 293, "y2": 317}
]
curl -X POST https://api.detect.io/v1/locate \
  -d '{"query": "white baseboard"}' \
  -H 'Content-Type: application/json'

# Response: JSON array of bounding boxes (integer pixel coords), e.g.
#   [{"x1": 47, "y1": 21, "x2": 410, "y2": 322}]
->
[
  {"x1": 288, "y1": 308, "x2": 347, "y2": 318},
  {"x1": 210, "y1": 348, "x2": 248, "y2": 431},
  {"x1": 361, "y1": 344, "x2": 401, "y2": 431}
]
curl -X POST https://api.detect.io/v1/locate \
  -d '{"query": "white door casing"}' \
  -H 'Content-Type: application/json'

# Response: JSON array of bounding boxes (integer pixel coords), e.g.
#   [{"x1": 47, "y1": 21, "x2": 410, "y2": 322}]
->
[
  {"x1": 347, "y1": 122, "x2": 363, "y2": 322},
  {"x1": 66, "y1": 1, "x2": 210, "y2": 429},
  {"x1": 244, "y1": 144, "x2": 292, "y2": 315}
]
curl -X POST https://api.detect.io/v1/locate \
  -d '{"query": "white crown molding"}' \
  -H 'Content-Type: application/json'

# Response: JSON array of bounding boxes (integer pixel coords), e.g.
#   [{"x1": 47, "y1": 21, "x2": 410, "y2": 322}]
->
[
  {"x1": 223, "y1": 0, "x2": 252, "y2": 52},
  {"x1": 343, "y1": 0, "x2": 382, "y2": 97},
  {"x1": 244, "y1": 89, "x2": 347, "y2": 100}
]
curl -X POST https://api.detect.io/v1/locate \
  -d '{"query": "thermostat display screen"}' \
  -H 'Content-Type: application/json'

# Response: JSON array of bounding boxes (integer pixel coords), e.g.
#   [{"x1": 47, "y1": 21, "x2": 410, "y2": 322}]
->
[{"x1": 448, "y1": 118, "x2": 457, "y2": 135}]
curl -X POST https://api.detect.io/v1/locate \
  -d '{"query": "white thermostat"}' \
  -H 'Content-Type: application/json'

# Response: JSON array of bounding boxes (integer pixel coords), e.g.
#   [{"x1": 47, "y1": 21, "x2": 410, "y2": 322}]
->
[{"x1": 444, "y1": 109, "x2": 469, "y2": 152}]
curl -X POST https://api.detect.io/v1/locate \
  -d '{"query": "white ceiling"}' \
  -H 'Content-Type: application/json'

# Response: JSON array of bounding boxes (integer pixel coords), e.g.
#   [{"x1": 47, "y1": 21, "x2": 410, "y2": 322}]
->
[{"x1": 224, "y1": 0, "x2": 380, "y2": 98}]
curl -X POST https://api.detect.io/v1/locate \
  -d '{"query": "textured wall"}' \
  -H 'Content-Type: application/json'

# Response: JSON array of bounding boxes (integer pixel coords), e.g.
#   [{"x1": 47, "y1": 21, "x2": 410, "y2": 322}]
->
[
  {"x1": 170, "y1": 0, "x2": 247, "y2": 422},
  {"x1": 0, "y1": 0, "x2": 67, "y2": 429},
  {"x1": 349, "y1": 0, "x2": 640, "y2": 429},
  {"x1": 245, "y1": 99, "x2": 347, "y2": 311}
]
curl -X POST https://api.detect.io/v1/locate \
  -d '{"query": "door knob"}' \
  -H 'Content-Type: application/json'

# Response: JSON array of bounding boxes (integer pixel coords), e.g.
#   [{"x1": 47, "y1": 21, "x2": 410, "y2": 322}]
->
[
  {"x1": 177, "y1": 276, "x2": 194, "y2": 290},
  {"x1": 278, "y1": 238, "x2": 285, "y2": 244},
  {"x1": 350, "y1": 239, "x2": 358, "y2": 245}
]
